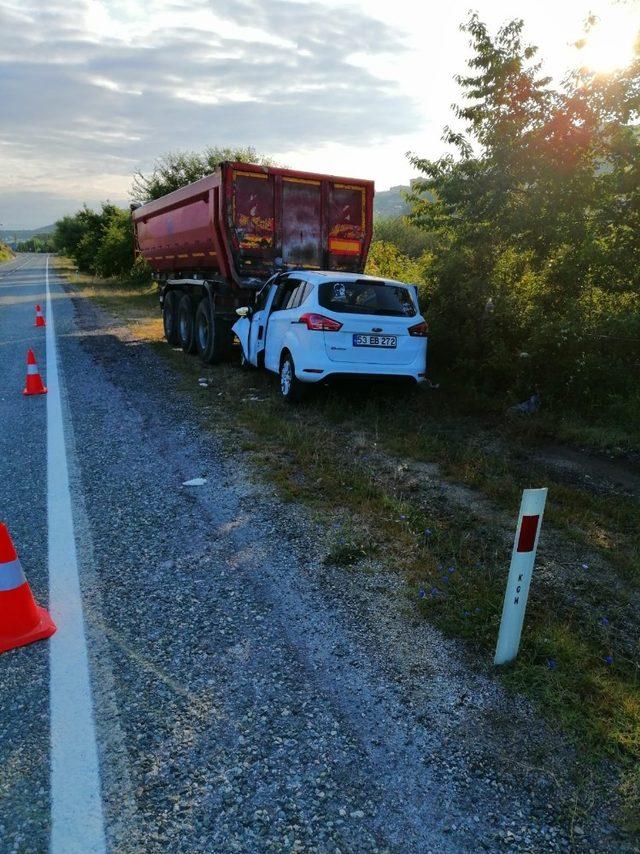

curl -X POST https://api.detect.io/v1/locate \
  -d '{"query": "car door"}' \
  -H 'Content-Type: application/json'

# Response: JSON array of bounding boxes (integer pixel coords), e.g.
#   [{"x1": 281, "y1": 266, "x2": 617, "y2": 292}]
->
[
  {"x1": 233, "y1": 283, "x2": 271, "y2": 366},
  {"x1": 247, "y1": 283, "x2": 278, "y2": 365},
  {"x1": 263, "y1": 278, "x2": 307, "y2": 372},
  {"x1": 232, "y1": 282, "x2": 280, "y2": 366}
]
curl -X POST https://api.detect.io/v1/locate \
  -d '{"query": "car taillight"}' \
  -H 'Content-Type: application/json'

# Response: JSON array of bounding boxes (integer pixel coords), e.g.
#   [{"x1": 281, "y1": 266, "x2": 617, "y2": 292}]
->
[
  {"x1": 298, "y1": 313, "x2": 343, "y2": 332},
  {"x1": 408, "y1": 321, "x2": 428, "y2": 337}
]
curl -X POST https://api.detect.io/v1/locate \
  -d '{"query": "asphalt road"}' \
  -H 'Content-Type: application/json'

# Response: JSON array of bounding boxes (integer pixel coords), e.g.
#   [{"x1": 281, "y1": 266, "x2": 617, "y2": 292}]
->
[{"x1": 0, "y1": 254, "x2": 628, "y2": 853}]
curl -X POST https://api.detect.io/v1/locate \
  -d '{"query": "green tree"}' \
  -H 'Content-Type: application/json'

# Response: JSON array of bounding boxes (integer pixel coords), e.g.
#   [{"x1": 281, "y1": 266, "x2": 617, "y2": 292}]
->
[
  {"x1": 74, "y1": 205, "x2": 119, "y2": 274},
  {"x1": 407, "y1": 14, "x2": 640, "y2": 415},
  {"x1": 54, "y1": 205, "x2": 114, "y2": 272},
  {"x1": 131, "y1": 146, "x2": 278, "y2": 202},
  {"x1": 372, "y1": 216, "x2": 435, "y2": 259},
  {"x1": 53, "y1": 210, "x2": 93, "y2": 259},
  {"x1": 94, "y1": 208, "x2": 136, "y2": 277},
  {"x1": 53, "y1": 203, "x2": 151, "y2": 281},
  {"x1": 16, "y1": 236, "x2": 54, "y2": 252},
  {"x1": 365, "y1": 240, "x2": 430, "y2": 285}
]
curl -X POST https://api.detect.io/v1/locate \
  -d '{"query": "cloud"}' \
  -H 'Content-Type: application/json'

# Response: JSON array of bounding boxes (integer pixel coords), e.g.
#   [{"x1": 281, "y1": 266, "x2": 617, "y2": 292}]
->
[{"x1": 0, "y1": 0, "x2": 417, "y2": 225}]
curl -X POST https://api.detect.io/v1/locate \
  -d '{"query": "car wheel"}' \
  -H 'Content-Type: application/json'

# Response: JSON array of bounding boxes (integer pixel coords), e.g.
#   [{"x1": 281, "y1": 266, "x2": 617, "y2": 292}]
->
[
  {"x1": 279, "y1": 353, "x2": 306, "y2": 403},
  {"x1": 163, "y1": 290, "x2": 181, "y2": 345},
  {"x1": 178, "y1": 294, "x2": 197, "y2": 354}
]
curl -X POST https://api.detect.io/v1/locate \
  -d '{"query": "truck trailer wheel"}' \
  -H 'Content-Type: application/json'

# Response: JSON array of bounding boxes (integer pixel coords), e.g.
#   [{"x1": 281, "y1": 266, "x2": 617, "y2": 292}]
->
[
  {"x1": 195, "y1": 299, "x2": 228, "y2": 364},
  {"x1": 163, "y1": 290, "x2": 181, "y2": 345},
  {"x1": 178, "y1": 294, "x2": 198, "y2": 354}
]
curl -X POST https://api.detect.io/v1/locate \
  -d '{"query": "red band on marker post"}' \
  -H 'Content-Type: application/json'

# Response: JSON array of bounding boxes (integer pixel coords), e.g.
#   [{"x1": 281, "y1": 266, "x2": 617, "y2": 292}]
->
[
  {"x1": 517, "y1": 515, "x2": 540, "y2": 553},
  {"x1": 494, "y1": 488, "x2": 547, "y2": 666}
]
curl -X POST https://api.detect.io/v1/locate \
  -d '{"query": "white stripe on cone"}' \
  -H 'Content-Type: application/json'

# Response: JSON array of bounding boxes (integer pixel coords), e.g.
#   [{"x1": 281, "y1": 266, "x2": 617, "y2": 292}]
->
[{"x1": 0, "y1": 558, "x2": 27, "y2": 591}]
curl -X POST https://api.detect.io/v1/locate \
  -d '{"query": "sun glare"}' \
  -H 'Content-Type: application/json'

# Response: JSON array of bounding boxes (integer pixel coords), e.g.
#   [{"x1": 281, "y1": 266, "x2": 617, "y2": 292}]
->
[{"x1": 576, "y1": 12, "x2": 638, "y2": 73}]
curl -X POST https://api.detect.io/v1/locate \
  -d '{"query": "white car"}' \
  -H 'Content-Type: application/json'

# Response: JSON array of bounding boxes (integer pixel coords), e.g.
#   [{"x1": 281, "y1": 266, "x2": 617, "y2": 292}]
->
[{"x1": 232, "y1": 271, "x2": 428, "y2": 401}]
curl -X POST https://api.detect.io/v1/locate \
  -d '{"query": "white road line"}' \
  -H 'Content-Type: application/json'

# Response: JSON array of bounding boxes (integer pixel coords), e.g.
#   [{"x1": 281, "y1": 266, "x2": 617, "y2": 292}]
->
[{"x1": 46, "y1": 255, "x2": 107, "y2": 853}]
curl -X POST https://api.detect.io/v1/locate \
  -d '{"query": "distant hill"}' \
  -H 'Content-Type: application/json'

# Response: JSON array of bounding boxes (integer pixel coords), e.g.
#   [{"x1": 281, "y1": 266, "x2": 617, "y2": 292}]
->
[
  {"x1": 0, "y1": 225, "x2": 56, "y2": 242},
  {"x1": 374, "y1": 185, "x2": 412, "y2": 218},
  {"x1": 374, "y1": 180, "x2": 434, "y2": 219}
]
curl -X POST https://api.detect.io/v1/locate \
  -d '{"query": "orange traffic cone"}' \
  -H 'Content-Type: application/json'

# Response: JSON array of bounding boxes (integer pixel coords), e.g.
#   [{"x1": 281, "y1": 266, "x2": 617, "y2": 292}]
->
[
  {"x1": 23, "y1": 349, "x2": 47, "y2": 396},
  {"x1": 34, "y1": 304, "x2": 46, "y2": 328},
  {"x1": 0, "y1": 523, "x2": 56, "y2": 655}
]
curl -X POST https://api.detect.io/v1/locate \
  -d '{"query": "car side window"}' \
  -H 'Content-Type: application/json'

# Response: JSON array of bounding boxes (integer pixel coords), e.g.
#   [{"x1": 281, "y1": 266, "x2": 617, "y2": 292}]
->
[
  {"x1": 270, "y1": 279, "x2": 294, "y2": 312},
  {"x1": 284, "y1": 283, "x2": 301, "y2": 310},
  {"x1": 286, "y1": 280, "x2": 310, "y2": 310},
  {"x1": 274, "y1": 279, "x2": 304, "y2": 312},
  {"x1": 293, "y1": 282, "x2": 311, "y2": 309}
]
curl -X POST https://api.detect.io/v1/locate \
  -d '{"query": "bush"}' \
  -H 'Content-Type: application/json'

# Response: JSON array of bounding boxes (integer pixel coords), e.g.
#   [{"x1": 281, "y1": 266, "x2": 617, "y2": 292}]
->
[
  {"x1": 94, "y1": 209, "x2": 136, "y2": 278},
  {"x1": 373, "y1": 216, "x2": 435, "y2": 259},
  {"x1": 54, "y1": 203, "x2": 151, "y2": 283},
  {"x1": 365, "y1": 240, "x2": 430, "y2": 284},
  {"x1": 15, "y1": 236, "x2": 54, "y2": 253}
]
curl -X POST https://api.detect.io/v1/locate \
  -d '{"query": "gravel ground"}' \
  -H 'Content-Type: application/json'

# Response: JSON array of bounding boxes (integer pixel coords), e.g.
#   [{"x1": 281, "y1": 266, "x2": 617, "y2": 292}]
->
[{"x1": 0, "y1": 255, "x2": 636, "y2": 852}]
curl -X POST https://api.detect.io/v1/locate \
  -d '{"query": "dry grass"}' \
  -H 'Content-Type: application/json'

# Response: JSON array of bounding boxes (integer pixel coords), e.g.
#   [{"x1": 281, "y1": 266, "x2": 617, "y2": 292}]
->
[
  {"x1": 52, "y1": 257, "x2": 163, "y2": 342},
  {"x1": 0, "y1": 243, "x2": 14, "y2": 262}
]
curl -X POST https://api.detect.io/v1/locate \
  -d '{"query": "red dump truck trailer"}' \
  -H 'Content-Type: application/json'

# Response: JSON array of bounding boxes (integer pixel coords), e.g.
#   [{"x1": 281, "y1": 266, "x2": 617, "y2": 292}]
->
[{"x1": 132, "y1": 162, "x2": 374, "y2": 363}]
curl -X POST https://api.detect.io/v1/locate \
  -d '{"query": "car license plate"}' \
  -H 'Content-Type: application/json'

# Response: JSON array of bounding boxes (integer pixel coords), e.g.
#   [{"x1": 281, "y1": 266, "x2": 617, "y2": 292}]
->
[{"x1": 352, "y1": 334, "x2": 397, "y2": 348}]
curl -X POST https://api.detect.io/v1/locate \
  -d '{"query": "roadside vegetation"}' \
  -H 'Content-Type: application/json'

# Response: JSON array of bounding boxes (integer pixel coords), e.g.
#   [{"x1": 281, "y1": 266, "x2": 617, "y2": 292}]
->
[
  {"x1": 0, "y1": 240, "x2": 13, "y2": 262},
  {"x1": 372, "y1": 15, "x2": 640, "y2": 448},
  {"x1": 53, "y1": 203, "x2": 149, "y2": 281},
  {"x1": 15, "y1": 234, "x2": 55, "y2": 253},
  {"x1": 50, "y1": 13, "x2": 639, "y2": 833}
]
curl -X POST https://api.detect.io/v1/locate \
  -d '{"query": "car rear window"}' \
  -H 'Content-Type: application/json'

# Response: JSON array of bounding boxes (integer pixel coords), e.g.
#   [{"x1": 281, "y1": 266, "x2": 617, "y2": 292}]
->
[{"x1": 318, "y1": 281, "x2": 416, "y2": 317}]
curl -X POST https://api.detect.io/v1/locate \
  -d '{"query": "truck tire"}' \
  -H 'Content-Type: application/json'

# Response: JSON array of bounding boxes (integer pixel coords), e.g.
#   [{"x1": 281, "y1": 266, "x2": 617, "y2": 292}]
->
[
  {"x1": 195, "y1": 299, "x2": 229, "y2": 364},
  {"x1": 279, "y1": 353, "x2": 307, "y2": 403},
  {"x1": 178, "y1": 294, "x2": 198, "y2": 354},
  {"x1": 163, "y1": 290, "x2": 180, "y2": 345}
]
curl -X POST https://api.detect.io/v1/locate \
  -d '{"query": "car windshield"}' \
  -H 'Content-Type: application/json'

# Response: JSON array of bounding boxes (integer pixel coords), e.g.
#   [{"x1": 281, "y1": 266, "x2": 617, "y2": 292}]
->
[{"x1": 318, "y1": 281, "x2": 416, "y2": 317}]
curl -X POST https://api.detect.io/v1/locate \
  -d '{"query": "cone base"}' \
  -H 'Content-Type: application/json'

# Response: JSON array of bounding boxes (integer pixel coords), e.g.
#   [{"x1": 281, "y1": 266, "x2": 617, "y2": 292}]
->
[
  {"x1": 0, "y1": 605, "x2": 57, "y2": 654},
  {"x1": 35, "y1": 320, "x2": 46, "y2": 328},
  {"x1": 23, "y1": 387, "x2": 47, "y2": 396}
]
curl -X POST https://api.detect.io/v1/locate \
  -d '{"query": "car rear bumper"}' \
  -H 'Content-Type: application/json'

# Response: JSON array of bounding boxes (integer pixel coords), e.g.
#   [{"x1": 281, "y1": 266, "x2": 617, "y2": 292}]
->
[
  {"x1": 325, "y1": 373, "x2": 422, "y2": 386},
  {"x1": 297, "y1": 361, "x2": 427, "y2": 384}
]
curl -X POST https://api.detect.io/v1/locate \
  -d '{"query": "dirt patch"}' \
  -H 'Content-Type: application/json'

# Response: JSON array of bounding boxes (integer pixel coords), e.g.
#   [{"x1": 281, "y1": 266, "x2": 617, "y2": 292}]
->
[{"x1": 535, "y1": 445, "x2": 640, "y2": 501}]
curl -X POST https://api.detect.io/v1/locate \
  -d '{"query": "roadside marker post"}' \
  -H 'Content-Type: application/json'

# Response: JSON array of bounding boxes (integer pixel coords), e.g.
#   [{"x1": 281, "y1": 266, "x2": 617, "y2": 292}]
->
[{"x1": 494, "y1": 488, "x2": 548, "y2": 666}]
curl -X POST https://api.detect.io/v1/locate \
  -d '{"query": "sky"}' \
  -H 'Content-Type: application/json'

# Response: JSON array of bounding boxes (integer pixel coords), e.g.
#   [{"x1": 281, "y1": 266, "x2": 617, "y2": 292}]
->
[{"x1": 0, "y1": 0, "x2": 638, "y2": 228}]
